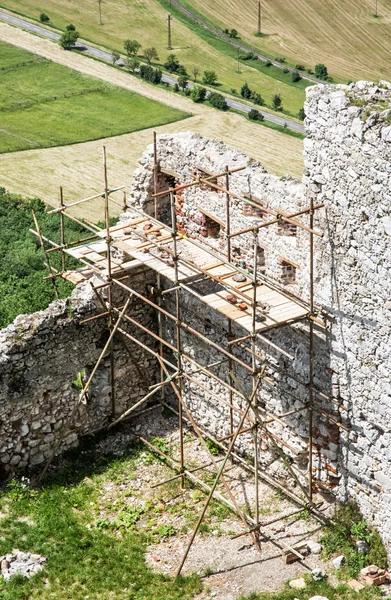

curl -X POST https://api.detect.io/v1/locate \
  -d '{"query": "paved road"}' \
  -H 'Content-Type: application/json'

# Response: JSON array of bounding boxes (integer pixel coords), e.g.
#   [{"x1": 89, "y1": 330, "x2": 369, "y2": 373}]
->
[
  {"x1": 0, "y1": 10, "x2": 305, "y2": 135},
  {"x1": 170, "y1": 0, "x2": 322, "y2": 85}
]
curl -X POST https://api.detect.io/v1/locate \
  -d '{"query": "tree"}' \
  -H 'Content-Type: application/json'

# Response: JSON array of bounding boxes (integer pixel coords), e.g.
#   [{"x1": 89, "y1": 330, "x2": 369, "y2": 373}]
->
[
  {"x1": 272, "y1": 93, "x2": 282, "y2": 110},
  {"x1": 192, "y1": 66, "x2": 200, "y2": 81},
  {"x1": 315, "y1": 63, "x2": 329, "y2": 80},
  {"x1": 66, "y1": 23, "x2": 76, "y2": 31},
  {"x1": 164, "y1": 54, "x2": 180, "y2": 73},
  {"x1": 202, "y1": 70, "x2": 218, "y2": 85},
  {"x1": 248, "y1": 109, "x2": 264, "y2": 121},
  {"x1": 111, "y1": 51, "x2": 120, "y2": 65},
  {"x1": 59, "y1": 29, "x2": 79, "y2": 50},
  {"x1": 298, "y1": 107, "x2": 305, "y2": 120},
  {"x1": 190, "y1": 86, "x2": 207, "y2": 103},
  {"x1": 144, "y1": 47, "x2": 159, "y2": 64},
  {"x1": 291, "y1": 70, "x2": 301, "y2": 82},
  {"x1": 229, "y1": 29, "x2": 238, "y2": 38},
  {"x1": 251, "y1": 92, "x2": 264, "y2": 106},
  {"x1": 240, "y1": 82, "x2": 252, "y2": 99},
  {"x1": 208, "y1": 92, "x2": 227, "y2": 110},
  {"x1": 124, "y1": 39, "x2": 141, "y2": 56},
  {"x1": 39, "y1": 13, "x2": 49, "y2": 23},
  {"x1": 139, "y1": 65, "x2": 162, "y2": 84},
  {"x1": 126, "y1": 58, "x2": 140, "y2": 73},
  {"x1": 178, "y1": 75, "x2": 189, "y2": 91}
]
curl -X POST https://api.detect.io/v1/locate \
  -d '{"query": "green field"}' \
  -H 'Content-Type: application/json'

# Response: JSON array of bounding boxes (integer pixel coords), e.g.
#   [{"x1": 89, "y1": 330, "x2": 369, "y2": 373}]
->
[
  {"x1": 0, "y1": 40, "x2": 188, "y2": 153},
  {"x1": 0, "y1": 0, "x2": 307, "y2": 116}
]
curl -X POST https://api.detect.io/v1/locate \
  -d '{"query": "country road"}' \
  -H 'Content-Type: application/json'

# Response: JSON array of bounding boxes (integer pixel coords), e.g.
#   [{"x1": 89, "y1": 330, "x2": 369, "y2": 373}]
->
[{"x1": 0, "y1": 10, "x2": 305, "y2": 135}]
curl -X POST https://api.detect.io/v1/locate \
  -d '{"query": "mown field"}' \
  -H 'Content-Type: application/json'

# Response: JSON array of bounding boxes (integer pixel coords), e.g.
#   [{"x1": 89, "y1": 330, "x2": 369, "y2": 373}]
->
[
  {"x1": 178, "y1": 0, "x2": 391, "y2": 82},
  {"x1": 0, "y1": 0, "x2": 308, "y2": 116},
  {"x1": 0, "y1": 40, "x2": 188, "y2": 153}
]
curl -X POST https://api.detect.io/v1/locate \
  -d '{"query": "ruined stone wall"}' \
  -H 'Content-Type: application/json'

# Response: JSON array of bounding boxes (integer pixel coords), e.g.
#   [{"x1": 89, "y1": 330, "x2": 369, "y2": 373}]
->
[
  {"x1": 0, "y1": 269, "x2": 156, "y2": 477},
  {"x1": 304, "y1": 81, "x2": 391, "y2": 552}
]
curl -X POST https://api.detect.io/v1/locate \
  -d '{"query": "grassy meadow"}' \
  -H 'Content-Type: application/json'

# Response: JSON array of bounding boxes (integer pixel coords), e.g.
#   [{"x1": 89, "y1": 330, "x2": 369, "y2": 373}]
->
[
  {"x1": 0, "y1": 40, "x2": 188, "y2": 153},
  {"x1": 0, "y1": 0, "x2": 308, "y2": 116},
  {"x1": 177, "y1": 0, "x2": 391, "y2": 82}
]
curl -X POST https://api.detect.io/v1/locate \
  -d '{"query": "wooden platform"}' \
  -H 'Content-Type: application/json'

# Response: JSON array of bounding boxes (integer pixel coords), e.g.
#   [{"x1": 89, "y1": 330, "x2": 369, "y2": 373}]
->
[{"x1": 63, "y1": 215, "x2": 308, "y2": 333}]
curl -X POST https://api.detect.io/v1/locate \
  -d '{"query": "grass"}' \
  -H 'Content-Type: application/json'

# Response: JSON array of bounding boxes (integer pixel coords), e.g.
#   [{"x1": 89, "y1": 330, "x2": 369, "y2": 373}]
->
[
  {"x1": 0, "y1": 40, "x2": 188, "y2": 153},
  {"x1": 0, "y1": 0, "x2": 307, "y2": 116},
  {"x1": 174, "y1": 0, "x2": 391, "y2": 82},
  {"x1": 0, "y1": 437, "x2": 202, "y2": 600}
]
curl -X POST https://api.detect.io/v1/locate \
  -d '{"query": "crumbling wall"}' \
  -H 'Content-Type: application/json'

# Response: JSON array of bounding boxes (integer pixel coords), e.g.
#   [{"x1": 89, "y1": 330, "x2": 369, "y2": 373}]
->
[
  {"x1": 304, "y1": 81, "x2": 391, "y2": 550},
  {"x1": 0, "y1": 269, "x2": 156, "y2": 477}
]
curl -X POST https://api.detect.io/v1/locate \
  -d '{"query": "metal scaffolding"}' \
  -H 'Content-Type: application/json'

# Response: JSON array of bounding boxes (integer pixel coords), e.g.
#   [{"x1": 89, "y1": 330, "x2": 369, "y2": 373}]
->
[{"x1": 31, "y1": 136, "x2": 339, "y2": 576}]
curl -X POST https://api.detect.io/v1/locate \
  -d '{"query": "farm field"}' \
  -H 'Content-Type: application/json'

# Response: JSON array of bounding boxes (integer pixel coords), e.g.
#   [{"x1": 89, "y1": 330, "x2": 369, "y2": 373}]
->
[
  {"x1": 0, "y1": 0, "x2": 307, "y2": 116},
  {"x1": 179, "y1": 0, "x2": 391, "y2": 82},
  {"x1": 0, "y1": 40, "x2": 188, "y2": 153}
]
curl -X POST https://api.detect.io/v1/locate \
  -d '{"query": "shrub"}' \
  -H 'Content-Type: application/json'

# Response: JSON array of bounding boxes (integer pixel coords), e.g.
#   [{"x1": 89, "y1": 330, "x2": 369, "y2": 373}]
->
[
  {"x1": 126, "y1": 58, "x2": 140, "y2": 72},
  {"x1": 66, "y1": 24, "x2": 76, "y2": 31},
  {"x1": 164, "y1": 54, "x2": 181, "y2": 73},
  {"x1": 144, "y1": 47, "x2": 159, "y2": 64},
  {"x1": 265, "y1": 60, "x2": 272, "y2": 67},
  {"x1": 229, "y1": 28, "x2": 238, "y2": 38},
  {"x1": 111, "y1": 51, "x2": 120, "y2": 65},
  {"x1": 208, "y1": 92, "x2": 227, "y2": 110},
  {"x1": 240, "y1": 82, "x2": 252, "y2": 99},
  {"x1": 190, "y1": 86, "x2": 207, "y2": 103},
  {"x1": 283, "y1": 67, "x2": 289, "y2": 74},
  {"x1": 173, "y1": 83, "x2": 179, "y2": 92},
  {"x1": 202, "y1": 70, "x2": 218, "y2": 85},
  {"x1": 178, "y1": 75, "x2": 189, "y2": 91},
  {"x1": 295, "y1": 63, "x2": 305, "y2": 70},
  {"x1": 124, "y1": 39, "x2": 141, "y2": 56},
  {"x1": 292, "y1": 70, "x2": 301, "y2": 82},
  {"x1": 251, "y1": 92, "x2": 264, "y2": 106},
  {"x1": 59, "y1": 29, "x2": 79, "y2": 50},
  {"x1": 248, "y1": 109, "x2": 264, "y2": 121},
  {"x1": 298, "y1": 107, "x2": 305, "y2": 120},
  {"x1": 139, "y1": 64, "x2": 162, "y2": 84},
  {"x1": 275, "y1": 56, "x2": 285, "y2": 63},
  {"x1": 241, "y1": 51, "x2": 257, "y2": 61},
  {"x1": 39, "y1": 13, "x2": 49, "y2": 23},
  {"x1": 315, "y1": 63, "x2": 329, "y2": 80},
  {"x1": 272, "y1": 93, "x2": 282, "y2": 110}
]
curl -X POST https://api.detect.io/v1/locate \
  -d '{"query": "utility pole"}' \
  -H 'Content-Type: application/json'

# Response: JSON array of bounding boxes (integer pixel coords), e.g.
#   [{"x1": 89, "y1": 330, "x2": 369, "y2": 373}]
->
[
  {"x1": 167, "y1": 14, "x2": 172, "y2": 50},
  {"x1": 257, "y1": 1, "x2": 261, "y2": 35},
  {"x1": 97, "y1": 0, "x2": 102, "y2": 25},
  {"x1": 375, "y1": 0, "x2": 378, "y2": 17}
]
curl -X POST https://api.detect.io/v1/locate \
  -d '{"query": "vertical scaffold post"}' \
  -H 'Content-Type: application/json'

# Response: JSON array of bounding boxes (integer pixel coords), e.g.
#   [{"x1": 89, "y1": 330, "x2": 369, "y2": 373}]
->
[
  {"x1": 251, "y1": 228, "x2": 260, "y2": 530},
  {"x1": 103, "y1": 147, "x2": 115, "y2": 418},
  {"x1": 170, "y1": 191, "x2": 184, "y2": 486},
  {"x1": 153, "y1": 131, "x2": 158, "y2": 220},
  {"x1": 225, "y1": 165, "x2": 234, "y2": 435},
  {"x1": 308, "y1": 194, "x2": 314, "y2": 501},
  {"x1": 154, "y1": 133, "x2": 165, "y2": 405},
  {"x1": 59, "y1": 187, "x2": 66, "y2": 273}
]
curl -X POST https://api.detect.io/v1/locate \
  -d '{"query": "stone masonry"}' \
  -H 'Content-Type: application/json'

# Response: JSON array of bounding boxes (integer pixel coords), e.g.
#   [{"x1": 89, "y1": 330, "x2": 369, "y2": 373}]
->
[{"x1": 0, "y1": 81, "x2": 390, "y2": 554}]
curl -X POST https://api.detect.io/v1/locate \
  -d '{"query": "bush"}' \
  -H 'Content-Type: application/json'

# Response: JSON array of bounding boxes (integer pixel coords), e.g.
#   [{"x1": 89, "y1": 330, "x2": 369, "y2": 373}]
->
[
  {"x1": 66, "y1": 24, "x2": 76, "y2": 31},
  {"x1": 139, "y1": 64, "x2": 162, "y2": 84},
  {"x1": 59, "y1": 29, "x2": 79, "y2": 50},
  {"x1": 39, "y1": 13, "x2": 49, "y2": 23},
  {"x1": 275, "y1": 56, "x2": 285, "y2": 63},
  {"x1": 202, "y1": 70, "x2": 218, "y2": 85},
  {"x1": 272, "y1": 93, "x2": 282, "y2": 110},
  {"x1": 251, "y1": 92, "x2": 264, "y2": 106},
  {"x1": 229, "y1": 28, "x2": 238, "y2": 38},
  {"x1": 126, "y1": 58, "x2": 140, "y2": 73},
  {"x1": 111, "y1": 51, "x2": 120, "y2": 65},
  {"x1": 208, "y1": 92, "x2": 227, "y2": 110},
  {"x1": 144, "y1": 47, "x2": 159, "y2": 65},
  {"x1": 164, "y1": 54, "x2": 181, "y2": 73},
  {"x1": 173, "y1": 83, "x2": 179, "y2": 92},
  {"x1": 291, "y1": 70, "x2": 301, "y2": 82},
  {"x1": 248, "y1": 109, "x2": 264, "y2": 121},
  {"x1": 240, "y1": 82, "x2": 252, "y2": 99},
  {"x1": 298, "y1": 107, "x2": 305, "y2": 120},
  {"x1": 190, "y1": 86, "x2": 207, "y2": 103},
  {"x1": 265, "y1": 60, "x2": 272, "y2": 67},
  {"x1": 241, "y1": 51, "x2": 257, "y2": 61},
  {"x1": 315, "y1": 63, "x2": 329, "y2": 80},
  {"x1": 178, "y1": 75, "x2": 189, "y2": 91},
  {"x1": 124, "y1": 39, "x2": 141, "y2": 56},
  {"x1": 295, "y1": 63, "x2": 305, "y2": 70},
  {"x1": 283, "y1": 67, "x2": 289, "y2": 74}
]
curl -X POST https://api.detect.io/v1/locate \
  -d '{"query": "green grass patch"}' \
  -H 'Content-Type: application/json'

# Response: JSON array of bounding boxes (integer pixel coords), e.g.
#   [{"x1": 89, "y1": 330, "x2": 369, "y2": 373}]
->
[
  {"x1": 0, "y1": 41, "x2": 188, "y2": 153},
  {"x1": 238, "y1": 577, "x2": 382, "y2": 600},
  {"x1": 0, "y1": 438, "x2": 202, "y2": 600},
  {"x1": 320, "y1": 502, "x2": 388, "y2": 579}
]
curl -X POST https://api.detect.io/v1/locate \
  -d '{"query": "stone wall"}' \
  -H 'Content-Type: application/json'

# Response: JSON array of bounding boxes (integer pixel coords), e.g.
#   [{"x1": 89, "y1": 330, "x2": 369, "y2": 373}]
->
[
  {"x1": 303, "y1": 81, "x2": 391, "y2": 551},
  {"x1": 0, "y1": 269, "x2": 156, "y2": 478}
]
